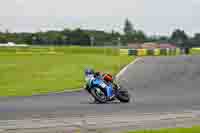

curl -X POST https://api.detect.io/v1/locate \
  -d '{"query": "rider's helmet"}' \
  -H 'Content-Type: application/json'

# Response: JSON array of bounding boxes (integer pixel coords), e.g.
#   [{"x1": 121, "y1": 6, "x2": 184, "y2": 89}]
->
[{"x1": 84, "y1": 68, "x2": 94, "y2": 76}]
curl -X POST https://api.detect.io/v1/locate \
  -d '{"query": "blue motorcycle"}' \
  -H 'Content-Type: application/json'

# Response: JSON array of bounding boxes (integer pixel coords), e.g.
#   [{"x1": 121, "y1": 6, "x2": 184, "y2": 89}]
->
[{"x1": 84, "y1": 71, "x2": 131, "y2": 103}]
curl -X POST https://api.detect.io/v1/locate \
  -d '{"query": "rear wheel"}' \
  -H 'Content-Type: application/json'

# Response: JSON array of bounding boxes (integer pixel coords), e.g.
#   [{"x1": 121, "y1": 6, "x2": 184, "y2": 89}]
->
[
  {"x1": 90, "y1": 88, "x2": 107, "y2": 103},
  {"x1": 116, "y1": 89, "x2": 130, "y2": 103}
]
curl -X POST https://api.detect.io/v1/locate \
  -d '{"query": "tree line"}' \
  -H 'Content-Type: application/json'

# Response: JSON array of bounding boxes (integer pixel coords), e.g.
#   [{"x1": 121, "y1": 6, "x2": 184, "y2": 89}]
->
[{"x1": 0, "y1": 18, "x2": 200, "y2": 48}]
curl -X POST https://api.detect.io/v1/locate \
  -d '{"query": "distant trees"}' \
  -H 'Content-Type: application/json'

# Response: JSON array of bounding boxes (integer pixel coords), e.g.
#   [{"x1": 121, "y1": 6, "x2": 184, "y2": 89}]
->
[
  {"x1": 123, "y1": 18, "x2": 147, "y2": 43},
  {"x1": 171, "y1": 29, "x2": 188, "y2": 41},
  {"x1": 0, "y1": 33, "x2": 7, "y2": 43},
  {"x1": 124, "y1": 18, "x2": 136, "y2": 36},
  {"x1": 189, "y1": 33, "x2": 200, "y2": 47},
  {"x1": 0, "y1": 19, "x2": 200, "y2": 47},
  {"x1": 134, "y1": 30, "x2": 147, "y2": 43},
  {"x1": 0, "y1": 28, "x2": 123, "y2": 46},
  {"x1": 169, "y1": 29, "x2": 195, "y2": 48}
]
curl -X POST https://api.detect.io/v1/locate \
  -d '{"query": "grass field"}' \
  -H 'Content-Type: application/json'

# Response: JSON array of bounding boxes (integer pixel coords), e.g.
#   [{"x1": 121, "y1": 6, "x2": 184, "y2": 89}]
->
[
  {"x1": 126, "y1": 126, "x2": 200, "y2": 133},
  {"x1": 190, "y1": 47, "x2": 200, "y2": 55},
  {"x1": 0, "y1": 47, "x2": 134, "y2": 96}
]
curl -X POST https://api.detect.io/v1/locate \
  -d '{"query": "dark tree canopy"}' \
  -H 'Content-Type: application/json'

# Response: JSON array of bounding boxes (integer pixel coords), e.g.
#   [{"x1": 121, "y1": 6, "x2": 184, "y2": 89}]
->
[
  {"x1": 123, "y1": 18, "x2": 135, "y2": 36},
  {"x1": 123, "y1": 18, "x2": 147, "y2": 43},
  {"x1": 171, "y1": 29, "x2": 188, "y2": 42},
  {"x1": 0, "y1": 19, "x2": 200, "y2": 47},
  {"x1": 170, "y1": 29, "x2": 189, "y2": 47}
]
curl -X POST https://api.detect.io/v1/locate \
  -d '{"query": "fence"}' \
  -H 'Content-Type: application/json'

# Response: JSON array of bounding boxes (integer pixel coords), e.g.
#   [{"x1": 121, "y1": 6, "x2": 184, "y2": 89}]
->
[{"x1": 124, "y1": 47, "x2": 200, "y2": 56}]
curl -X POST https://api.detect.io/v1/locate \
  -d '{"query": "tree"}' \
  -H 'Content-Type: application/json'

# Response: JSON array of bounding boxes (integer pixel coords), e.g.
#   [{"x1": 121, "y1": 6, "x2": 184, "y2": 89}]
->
[
  {"x1": 194, "y1": 33, "x2": 200, "y2": 41},
  {"x1": 171, "y1": 29, "x2": 188, "y2": 41},
  {"x1": 0, "y1": 34, "x2": 7, "y2": 43},
  {"x1": 123, "y1": 18, "x2": 137, "y2": 43},
  {"x1": 68, "y1": 28, "x2": 90, "y2": 45},
  {"x1": 170, "y1": 29, "x2": 189, "y2": 47},
  {"x1": 134, "y1": 30, "x2": 147, "y2": 43},
  {"x1": 123, "y1": 18, "x2": 147, "y2": 43},
  {"x1": 123, "y1": 18, "x2": 135, "y2": 36},
  {"x1": 190, "y1": 33, "x2": 200, "y2": 47}
]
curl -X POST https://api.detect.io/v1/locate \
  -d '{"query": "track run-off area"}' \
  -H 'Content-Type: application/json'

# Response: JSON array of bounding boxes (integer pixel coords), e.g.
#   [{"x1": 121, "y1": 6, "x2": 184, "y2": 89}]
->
[{"x1": 1, "y1": 55, "x2": 200, "y2": 132}]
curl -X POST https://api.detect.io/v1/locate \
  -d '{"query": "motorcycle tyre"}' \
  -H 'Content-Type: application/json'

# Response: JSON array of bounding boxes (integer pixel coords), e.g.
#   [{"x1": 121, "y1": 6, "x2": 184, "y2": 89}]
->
[
  {"x1": 116, "y1": 89, "x2": 130, "y2": 103},
  {"x1": 90, "y1": 88, "x2": 107, "y2": 104}
]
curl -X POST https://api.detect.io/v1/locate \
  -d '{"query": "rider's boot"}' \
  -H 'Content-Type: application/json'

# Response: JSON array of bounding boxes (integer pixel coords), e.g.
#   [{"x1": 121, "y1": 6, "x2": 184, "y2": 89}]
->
[{"x1": 107, "y1": 94, "x2": 115, "y2": 101}]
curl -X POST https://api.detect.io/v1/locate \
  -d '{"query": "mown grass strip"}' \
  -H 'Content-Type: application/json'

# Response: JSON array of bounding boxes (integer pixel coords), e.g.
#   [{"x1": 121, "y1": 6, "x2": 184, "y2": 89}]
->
[
  {"x1": 125, "y1": 126, "x2": 200, "y2": 133},
  {"x1": 190, "y1": 47, "x2": 200, "y2": 55},
  {"x1": 0, "y1": 46, "x2": 120, "y2": 56}
]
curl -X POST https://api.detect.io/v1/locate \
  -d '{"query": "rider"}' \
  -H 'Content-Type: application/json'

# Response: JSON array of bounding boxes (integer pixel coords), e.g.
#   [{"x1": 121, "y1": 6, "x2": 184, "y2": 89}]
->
[{"x1": 84, "y1": 68, "x2": 114, "y2": 100}]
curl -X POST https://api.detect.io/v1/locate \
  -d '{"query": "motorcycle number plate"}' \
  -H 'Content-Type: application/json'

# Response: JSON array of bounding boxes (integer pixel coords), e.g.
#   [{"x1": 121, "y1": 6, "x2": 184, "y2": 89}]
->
[{"x1": 100, "y1": 83, "x2": 107, "y2": 88}]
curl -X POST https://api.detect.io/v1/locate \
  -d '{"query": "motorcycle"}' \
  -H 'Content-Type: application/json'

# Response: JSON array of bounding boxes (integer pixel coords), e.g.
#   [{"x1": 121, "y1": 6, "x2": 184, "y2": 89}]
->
[{"x1": 84, "y1": 72, "x2": 131, "y2": 103}]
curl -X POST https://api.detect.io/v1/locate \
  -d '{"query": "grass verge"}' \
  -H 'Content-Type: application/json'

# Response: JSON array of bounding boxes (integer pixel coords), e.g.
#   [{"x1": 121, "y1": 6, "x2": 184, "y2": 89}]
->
[
  {"x1": 0, "y1": 51, "x2": 134, "y2": 97},
  {"x1": 190, "y1": 48, "x2": 200, "y2": 55},
  {"x1": 125, "y1": 126, "x2": 200, "y2": 133}
]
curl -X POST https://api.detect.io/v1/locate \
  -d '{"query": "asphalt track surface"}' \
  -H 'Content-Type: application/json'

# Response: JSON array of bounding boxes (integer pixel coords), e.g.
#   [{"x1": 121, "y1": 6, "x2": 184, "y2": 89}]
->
[{"x1": 1, "y1": 55, "x2": 200, "y2": 132}]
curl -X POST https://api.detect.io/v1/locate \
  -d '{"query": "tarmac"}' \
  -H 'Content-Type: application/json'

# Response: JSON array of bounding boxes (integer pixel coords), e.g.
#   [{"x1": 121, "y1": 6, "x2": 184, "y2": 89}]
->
[{"x1": 0, "y1": 55, "x2": 200, "y2": 132}]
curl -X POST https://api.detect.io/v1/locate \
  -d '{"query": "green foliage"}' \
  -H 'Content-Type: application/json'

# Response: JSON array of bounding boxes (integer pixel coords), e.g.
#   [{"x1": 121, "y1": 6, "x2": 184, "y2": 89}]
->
[
  {"x1": 170, "y1": 29, "x2": 189, "y2": 47},
  {"x1": 1, "y1": 19, "x2": 200, "y2": 47},
  {"x1": 171, "y1": 29, "x2": 188, "y2": 41},
  {"x1": 124, "y1": 18, "x2": 136, "y2": 36},
  {"x1": 123, "y1": 18, "x2": 147, "y2": 43},
  {"x1": 189, "y1": 33, "x2": 200, "y2": 47},
  {"x1": 134, "y1": 30, "x2": 147, "y2": 43},
  {"x1": 0, "y1": 28, "x2": 123, "y2": 47}
]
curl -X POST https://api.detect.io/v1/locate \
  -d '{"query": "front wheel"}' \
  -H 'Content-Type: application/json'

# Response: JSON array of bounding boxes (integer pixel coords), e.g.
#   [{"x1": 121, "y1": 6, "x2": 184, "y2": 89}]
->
[{"x1": 90, "y1": 88, "x2": 107, "y2": 103}]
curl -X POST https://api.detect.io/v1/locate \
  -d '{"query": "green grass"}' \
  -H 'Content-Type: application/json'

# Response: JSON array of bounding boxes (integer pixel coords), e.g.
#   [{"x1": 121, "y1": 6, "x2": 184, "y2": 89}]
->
[
  {"x1": 190, "y1": 48, "x2": 200, "y2": 55},
  {"x1": 125, "y1": 126, "x2": 200, "y2": 133},
  {"x1": 0, "y1": 48, "x2": 134, "y2": 97},
  {"x1": 0, "y1": 46, "x2": 119, "y2": 55}
]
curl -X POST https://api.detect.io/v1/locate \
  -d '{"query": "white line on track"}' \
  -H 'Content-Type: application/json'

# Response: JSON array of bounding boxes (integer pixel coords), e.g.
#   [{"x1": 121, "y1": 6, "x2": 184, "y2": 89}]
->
[{"x1": 116, "y1": 57, "x2": 142, "y2": 79}]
